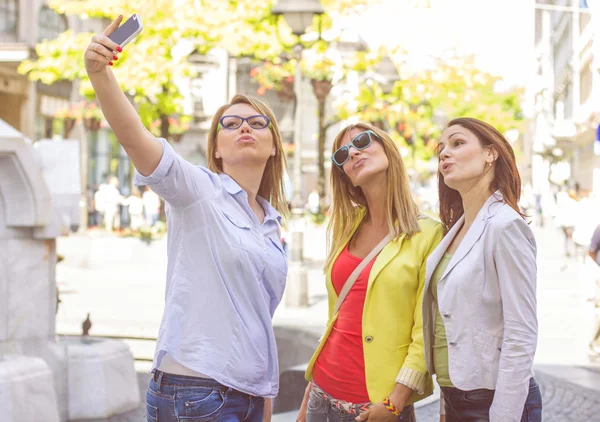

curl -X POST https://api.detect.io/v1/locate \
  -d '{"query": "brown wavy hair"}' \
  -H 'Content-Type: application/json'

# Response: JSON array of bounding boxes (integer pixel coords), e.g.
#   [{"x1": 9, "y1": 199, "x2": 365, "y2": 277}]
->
[
  {"x1": 438, "y1": 117, "x2": 524, "y2": 230},
  {"x1": 207, "y1": 94, "x2": 288, "y2": 217}
]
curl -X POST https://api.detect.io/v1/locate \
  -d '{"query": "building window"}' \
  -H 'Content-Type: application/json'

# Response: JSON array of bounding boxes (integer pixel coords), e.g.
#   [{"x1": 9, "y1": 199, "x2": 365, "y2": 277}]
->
[
  {"x1": 38, "y1": 5, "x2": 67, "y2": 42},
  {"x1": 0, "y1": 0, "x2": 18, "y2": 35}
]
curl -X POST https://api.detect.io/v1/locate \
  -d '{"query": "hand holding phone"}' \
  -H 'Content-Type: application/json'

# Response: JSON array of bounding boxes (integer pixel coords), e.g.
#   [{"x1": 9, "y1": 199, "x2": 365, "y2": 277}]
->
[{"x1": 108, "y1": 14, "x2": 143, "y2": 48}]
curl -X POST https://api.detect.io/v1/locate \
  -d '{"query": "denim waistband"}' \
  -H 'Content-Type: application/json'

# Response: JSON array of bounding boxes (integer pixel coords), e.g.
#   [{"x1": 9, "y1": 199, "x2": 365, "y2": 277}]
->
[{"x1": 152, "y1": 369, "x2": 227, "y2": 391}]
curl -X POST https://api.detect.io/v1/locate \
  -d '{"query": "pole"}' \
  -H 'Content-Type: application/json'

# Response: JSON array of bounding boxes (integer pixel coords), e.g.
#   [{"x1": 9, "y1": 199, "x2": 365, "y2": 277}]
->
[{"x1": 286, "y1": 43, "x2": 308, "y2": 308}]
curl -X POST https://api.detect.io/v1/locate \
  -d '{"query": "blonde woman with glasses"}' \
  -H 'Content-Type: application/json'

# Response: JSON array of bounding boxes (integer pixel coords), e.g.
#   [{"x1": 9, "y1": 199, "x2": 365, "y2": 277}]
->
[
  {"x1": 85, "y1": 17, "x2": 288, "y2": 422},
  {"x1": 297, "y1": 124, "x2": 443, "y2": 422}
]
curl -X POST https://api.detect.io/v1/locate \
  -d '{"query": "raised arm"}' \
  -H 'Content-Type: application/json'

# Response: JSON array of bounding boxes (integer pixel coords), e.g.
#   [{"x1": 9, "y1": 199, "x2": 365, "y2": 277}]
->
[{"x1": 84, "y1": 16, "x2": 162, "y2": 176}]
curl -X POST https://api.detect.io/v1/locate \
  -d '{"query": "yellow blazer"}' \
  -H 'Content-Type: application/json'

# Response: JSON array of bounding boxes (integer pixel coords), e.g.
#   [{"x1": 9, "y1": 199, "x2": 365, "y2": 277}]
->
[{"x1": 305, "y1": 215, "x2": 444, "y2": 405}]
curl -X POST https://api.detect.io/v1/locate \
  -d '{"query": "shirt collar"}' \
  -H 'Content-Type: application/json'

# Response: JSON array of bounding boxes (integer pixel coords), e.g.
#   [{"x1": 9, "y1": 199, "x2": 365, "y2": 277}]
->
[
  {"x1": 219, "y1": 172, "x2": 243, "y2": 195},
  {"x1": 219, "y1": 173, "x2": 282, "y2": 224}
]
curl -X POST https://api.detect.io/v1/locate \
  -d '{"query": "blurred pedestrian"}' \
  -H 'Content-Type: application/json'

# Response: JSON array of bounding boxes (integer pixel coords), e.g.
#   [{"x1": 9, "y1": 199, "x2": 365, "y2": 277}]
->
[
  {"x1": 425, "y1": 118, "x2": 541, "y2": 422},
  {"x1": 125, "y1": 186, "x2": 145, "y2": 230},
  {"x1": 94, "y1": 175, "x2": 123, "y2": 232},
  {"x1": 84, "y1": 17, "x2": 288, "y2": 422},
  {"x1": 588, "y1": 224, "x2": 600, "y2": 355},
  {"x1": 555, "y1": 186, "x2": 578, "y2": 258},
  {"x1": 142, "y1": 186, "x2": 161, "y2": 227},
  {"x1": 87, "y1": 183, "x2": 99, "y2": 227},
  {"x1": 297, "y1": 123, "x2": 443, "y2": 422}
]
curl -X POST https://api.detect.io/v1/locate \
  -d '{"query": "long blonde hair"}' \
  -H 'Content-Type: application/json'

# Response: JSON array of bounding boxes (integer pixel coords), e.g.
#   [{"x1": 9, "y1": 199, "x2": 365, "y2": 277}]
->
[
  {"x1": 326, "y1": 123, "x2": 420, "y2": 269},
  {"x1": 207, "y1": 94, "x2": 288, "y2": 216}
]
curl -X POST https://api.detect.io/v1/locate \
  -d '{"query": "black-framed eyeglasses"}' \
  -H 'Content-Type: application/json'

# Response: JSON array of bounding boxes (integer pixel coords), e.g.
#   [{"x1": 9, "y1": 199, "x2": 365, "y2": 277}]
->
[
  {"x1": 217, "y1": 115, "x2": 271, "y2": 132},
  {"x1": 331, "y1": 130, "x2": 378, "y2": 166}
]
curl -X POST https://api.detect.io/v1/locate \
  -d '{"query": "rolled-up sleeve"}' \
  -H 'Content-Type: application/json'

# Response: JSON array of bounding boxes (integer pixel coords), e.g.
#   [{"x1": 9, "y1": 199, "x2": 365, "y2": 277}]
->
[
  {"x1": 133, "y1": 138, "x2": 218, "y2": 208},
  {"x1": 490, "y1": 218, "x2": 538, "y2": 422}
]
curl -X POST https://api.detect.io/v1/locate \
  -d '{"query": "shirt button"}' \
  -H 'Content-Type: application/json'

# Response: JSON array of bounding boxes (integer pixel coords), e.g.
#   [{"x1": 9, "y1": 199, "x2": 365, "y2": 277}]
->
[
  {"x1": 449, "y1": 341, "x2": 457, "y2": 346},
  {"x1": 442, "y1": 312, "x2": 451, "y2": 318},
  {"x1": 365, "y1": 336, "x2": 374, "y2": 343}
]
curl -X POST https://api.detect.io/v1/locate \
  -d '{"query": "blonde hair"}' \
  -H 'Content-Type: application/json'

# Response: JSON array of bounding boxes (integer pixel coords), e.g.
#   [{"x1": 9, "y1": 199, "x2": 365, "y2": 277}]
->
[
  {"x1": 207, "y1": 94, "x2": 288, "y2": 216},
  {"x1": 325, "y1": 123, "x2": 420, "y2": 269}
]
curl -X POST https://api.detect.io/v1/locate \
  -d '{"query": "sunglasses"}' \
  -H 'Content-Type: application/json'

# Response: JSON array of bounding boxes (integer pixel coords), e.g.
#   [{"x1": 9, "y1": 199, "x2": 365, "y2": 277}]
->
[
  {"x1": 217, "y1": 115, "x2": 271, "y2": 133},
  {"x1": 331, "y1": 130, "x2": 378, "y2": 167}
]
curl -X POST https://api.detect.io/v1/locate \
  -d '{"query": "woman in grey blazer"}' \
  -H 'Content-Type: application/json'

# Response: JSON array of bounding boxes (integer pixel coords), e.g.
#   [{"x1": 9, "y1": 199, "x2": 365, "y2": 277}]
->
[{"x1": 423, "y1": 118, "x2": 542, "y2": 422}]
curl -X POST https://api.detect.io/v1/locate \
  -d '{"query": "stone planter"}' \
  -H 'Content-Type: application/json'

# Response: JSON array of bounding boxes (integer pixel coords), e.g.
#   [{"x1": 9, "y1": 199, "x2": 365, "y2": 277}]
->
[
  {"x1": 60, "y1": 336, "x2": 140, "y2": 420},
  {"x1": 0, "y1": 356, "x2": 60, "y2": 422}
]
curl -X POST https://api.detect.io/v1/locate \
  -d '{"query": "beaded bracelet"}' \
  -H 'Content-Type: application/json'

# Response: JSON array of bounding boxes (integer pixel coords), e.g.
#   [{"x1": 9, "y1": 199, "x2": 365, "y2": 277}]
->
[{"x1": 382, "y1": 396, "x2": 401, "y2": 416}]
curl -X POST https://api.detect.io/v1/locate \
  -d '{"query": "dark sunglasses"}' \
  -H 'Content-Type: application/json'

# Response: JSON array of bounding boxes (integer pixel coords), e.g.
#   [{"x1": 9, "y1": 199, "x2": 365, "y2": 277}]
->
[{"x1": 331, "y1": 130, "x2": 378, "y2": 166}]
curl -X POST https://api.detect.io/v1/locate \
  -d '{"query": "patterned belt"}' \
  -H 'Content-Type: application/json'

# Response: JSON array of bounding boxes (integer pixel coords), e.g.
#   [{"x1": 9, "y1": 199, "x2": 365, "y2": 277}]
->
[{"x1": 311, "y1": 383, "x2": 372, "y2": 416}]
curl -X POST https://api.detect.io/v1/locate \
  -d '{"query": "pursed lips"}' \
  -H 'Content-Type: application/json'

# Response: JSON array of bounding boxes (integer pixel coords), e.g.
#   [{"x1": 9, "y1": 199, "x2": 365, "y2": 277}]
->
[
  {"x1": 353, "y1": 158, "x2": 367, "y2": 169},
  {"x1": 237, "y1": 135, "x2": 256, "y2": 143},
  {"x1": 441, "y1": 162, "x2": 454, "y2": 172}
]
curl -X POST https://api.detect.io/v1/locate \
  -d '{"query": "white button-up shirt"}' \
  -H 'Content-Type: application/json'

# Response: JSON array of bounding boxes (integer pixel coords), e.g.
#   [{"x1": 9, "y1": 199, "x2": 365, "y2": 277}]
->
[{"x1": 133, "y1": 138, "x2": 287, "y2": 398}]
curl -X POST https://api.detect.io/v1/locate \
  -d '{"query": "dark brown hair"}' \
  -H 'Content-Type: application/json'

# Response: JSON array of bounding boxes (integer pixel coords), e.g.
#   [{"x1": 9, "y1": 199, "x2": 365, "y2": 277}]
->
[{"x1": 438, "y1": 117, "x2": 524, "y2": 230}]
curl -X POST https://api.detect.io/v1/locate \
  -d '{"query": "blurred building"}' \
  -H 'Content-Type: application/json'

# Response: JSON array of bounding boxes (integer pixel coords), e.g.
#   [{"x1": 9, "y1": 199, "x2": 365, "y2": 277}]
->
[
  {"x1": 0, "y1": 0, "x2": 134, "y2": 229},
  {"x1": 0, "y1": 0, "x2": 104, "y2": 139},
  {"x1": 532, "y1": 0, "x2": 600, "y2": 194},
  {"x1": 0, "y1": 1, "x2": 375, "y2": 224}
]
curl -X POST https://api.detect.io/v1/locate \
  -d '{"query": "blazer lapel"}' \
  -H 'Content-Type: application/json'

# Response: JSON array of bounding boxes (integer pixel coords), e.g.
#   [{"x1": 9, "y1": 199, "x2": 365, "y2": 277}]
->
[
  {"x1": 424, "y1": 215, "x2": 464, "y2": 293},
  {"x1": 440, "y1": 216, "x2": 486, "y2": 281},
  {"x1": 439, "y1": 191, "x2": 503, "y2": 282},
  {"x1": 367, "y1": 234, "x2": 405, "y2": 291}
]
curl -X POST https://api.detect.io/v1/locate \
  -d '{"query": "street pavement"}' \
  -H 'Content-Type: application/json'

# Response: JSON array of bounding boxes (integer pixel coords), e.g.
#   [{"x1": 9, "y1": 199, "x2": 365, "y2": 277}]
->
[{"x1": 55, "y1": 221, "x2": 600, "y2": 421}]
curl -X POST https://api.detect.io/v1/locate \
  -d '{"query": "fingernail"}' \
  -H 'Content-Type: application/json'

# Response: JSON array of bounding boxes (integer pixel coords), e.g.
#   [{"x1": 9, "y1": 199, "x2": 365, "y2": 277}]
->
[
  {"x1": 116, "y1": 46, "x2": 122, "y2": 52},
  {"x1": 113, "y1": 56, "x2": 118, "y2": 60},
  {"x1": 109, "y1": 61, "x2": 114, "y2": 66}
]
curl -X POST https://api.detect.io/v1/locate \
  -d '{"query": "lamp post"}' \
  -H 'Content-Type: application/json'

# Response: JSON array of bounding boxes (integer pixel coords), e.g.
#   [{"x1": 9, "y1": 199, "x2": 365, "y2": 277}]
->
[{"x1": 272, "y1": 0, "x2": 324, "y2": 308}]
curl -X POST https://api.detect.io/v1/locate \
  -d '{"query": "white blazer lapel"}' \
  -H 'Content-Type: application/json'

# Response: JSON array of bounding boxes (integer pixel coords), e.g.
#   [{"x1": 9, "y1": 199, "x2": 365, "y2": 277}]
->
[
  {"x1": 440, "y1": 215, "x2": 486, "y2": 282},
  {"x1": 440, "y1": 192, "x2": 503, "y2": 282},
  {"x1": 424, "y1": 215, "x2": 464, "y2": 293}
]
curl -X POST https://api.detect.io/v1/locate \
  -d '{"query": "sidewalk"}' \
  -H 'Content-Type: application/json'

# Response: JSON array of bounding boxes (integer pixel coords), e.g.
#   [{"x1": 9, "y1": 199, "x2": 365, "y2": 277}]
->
[
  {"x1": 55, "y1": 222, "x2": 600, "y2": 421},
  {"x1": 271, "y1": 222, "x2": 600, "y2": 421}
]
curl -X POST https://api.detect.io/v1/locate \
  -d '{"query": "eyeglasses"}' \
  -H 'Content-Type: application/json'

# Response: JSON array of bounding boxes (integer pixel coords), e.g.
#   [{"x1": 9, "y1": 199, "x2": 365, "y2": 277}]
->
[
  {"x1": 217, "y1": 115, "x2": 271, "y2": 132},
  {"x1": 331, "y1": 130, "x2": 378, "y2": 166}
]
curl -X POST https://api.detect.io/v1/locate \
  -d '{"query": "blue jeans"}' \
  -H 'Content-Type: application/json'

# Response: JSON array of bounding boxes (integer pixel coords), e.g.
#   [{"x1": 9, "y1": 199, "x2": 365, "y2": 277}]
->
[
  {"x1": 146, "y1": 370, "x2": 264, "y2": 422},
  {"x1": 306, "y1": 383, "x2": 415, "y2": 422},
  {"x1": 441, "y1": 377, "x2": 542, "y2": 422}
]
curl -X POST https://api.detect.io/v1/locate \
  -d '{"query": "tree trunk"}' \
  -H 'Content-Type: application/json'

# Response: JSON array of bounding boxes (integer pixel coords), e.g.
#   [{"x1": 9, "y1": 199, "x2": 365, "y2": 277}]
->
[
  {"x1": 311, "y1": 79, "x2": 333, "y2": 214},
  {"x1": 317, "y1": 98, "x2": 327, "y2": 214},
  {"x1": 160, "y1": 114, "x2": 170, "y2": 139}
]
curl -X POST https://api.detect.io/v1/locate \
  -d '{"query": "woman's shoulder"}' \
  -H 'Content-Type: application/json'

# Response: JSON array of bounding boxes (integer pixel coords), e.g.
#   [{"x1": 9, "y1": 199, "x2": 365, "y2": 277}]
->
[
  {"x1": 407, "y1": 215, "x2": 444, "y2": 247},
  {"x1": 489, "y1": 202, "x2": 527, "y2": 228},
  {"x1": 487, "y1": 203, "x2": 534, "y2": 242},
  {"x1": 417, "y1": 215, "x2": 444, "y2": 235}
]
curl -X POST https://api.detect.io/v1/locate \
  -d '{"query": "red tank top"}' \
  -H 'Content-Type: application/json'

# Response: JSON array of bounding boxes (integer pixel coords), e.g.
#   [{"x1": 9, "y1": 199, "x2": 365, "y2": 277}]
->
[{"x1": 312, "y1": 244, "x2": 375, "y2": 403}]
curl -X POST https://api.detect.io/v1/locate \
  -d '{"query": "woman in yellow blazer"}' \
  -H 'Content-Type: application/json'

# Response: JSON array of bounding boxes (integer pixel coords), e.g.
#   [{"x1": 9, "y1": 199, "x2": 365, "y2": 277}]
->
[{"x1": 297, "y1": 123, "x2": 443, "y2": 422}]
